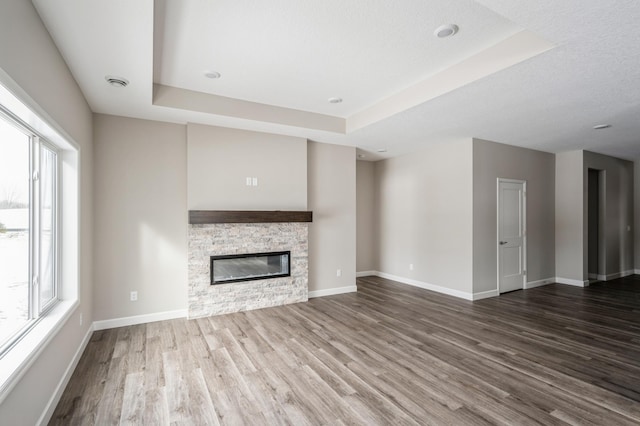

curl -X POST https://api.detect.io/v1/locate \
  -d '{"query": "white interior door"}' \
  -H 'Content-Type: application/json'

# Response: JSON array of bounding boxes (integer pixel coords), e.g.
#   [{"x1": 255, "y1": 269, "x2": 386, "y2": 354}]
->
[{"x1": 497, "y1": 179, "x2": 526, "y2": 293}]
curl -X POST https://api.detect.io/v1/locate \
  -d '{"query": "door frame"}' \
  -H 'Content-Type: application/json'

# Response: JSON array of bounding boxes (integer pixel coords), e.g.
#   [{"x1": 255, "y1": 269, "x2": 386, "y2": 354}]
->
[{"x1": 496, "y1": 178, "x2": 527, "y2": 294}]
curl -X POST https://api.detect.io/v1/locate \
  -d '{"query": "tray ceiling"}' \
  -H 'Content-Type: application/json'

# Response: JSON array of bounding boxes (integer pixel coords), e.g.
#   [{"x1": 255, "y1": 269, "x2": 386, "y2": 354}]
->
[{"x1": 32, "y1": 0, "x2": 640, "y2": 160}]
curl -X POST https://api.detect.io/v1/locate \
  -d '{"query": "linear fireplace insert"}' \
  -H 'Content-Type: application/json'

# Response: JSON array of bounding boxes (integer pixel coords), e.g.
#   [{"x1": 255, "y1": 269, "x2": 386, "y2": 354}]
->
[{"x1": 210, "y1": 251, "x2": 291, "y2": 284}]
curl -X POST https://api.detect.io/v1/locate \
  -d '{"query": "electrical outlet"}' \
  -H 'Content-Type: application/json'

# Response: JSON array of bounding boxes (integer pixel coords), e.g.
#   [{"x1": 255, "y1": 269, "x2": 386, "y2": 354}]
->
[
  {"x1": 409, "y1": 263, "x2": 414, "y2": 271},
  {"x1": 246, "y1": 177, "x2": 252, "y2": 186},
  {"x1": 130, "y1": 291, "x2": 138, "y2": 302},
  {"x1": 252, "y1": 177, "x2": 258, "y2": 186},
  {"x1": 336, "y1": 269, "x2": 342, "y2": 277}
]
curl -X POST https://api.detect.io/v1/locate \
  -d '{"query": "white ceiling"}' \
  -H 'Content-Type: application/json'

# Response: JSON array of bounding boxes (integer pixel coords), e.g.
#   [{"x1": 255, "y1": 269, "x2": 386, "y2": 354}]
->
[
  {"x1": 156, "y1": 0, "x2": 522, "y2": 117},
  {"x1": 33, "y1": 0, "x2": 640, "y2": 161}
]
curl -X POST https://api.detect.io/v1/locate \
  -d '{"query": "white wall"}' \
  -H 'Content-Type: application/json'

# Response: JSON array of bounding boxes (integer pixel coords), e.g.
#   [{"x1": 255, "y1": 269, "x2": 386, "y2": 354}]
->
[
  {"x1": 0, "y1": 0, "x2": 93, "y2": 423},
  {"x1": 472, "y1": 139, "x2": 556, "y2": 293},
  {"x1": 374, "y1": 139, "x2": 474, "y2": 294},
  {"x1": 93, "y1": 114, "x2": 188, "y2": 321},
  {"x1": 356, "y1": 160, "x2": 376, "y2": 272},
  {"x1": 308, "y1": 142, "x2": 357, "y2": 295},
  {"x1": 187, "y1": 124, "x2": 307, "y2": 210}
]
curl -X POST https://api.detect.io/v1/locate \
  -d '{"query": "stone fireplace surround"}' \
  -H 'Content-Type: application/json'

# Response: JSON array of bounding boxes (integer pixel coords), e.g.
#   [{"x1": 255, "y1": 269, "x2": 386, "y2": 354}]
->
[{"x1": 188, "y1": 212, "x2": 310, "y2": 318}]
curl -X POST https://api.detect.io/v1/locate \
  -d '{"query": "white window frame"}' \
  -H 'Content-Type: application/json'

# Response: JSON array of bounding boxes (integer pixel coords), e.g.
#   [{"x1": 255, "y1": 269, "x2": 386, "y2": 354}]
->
[
  {"x1": 33, "y1": 138, "x2": 60, "y2": 317},
  {"x1": 0, "y1": 108, "x2": 60, "y2": 357},
  {"x1": 0, "y1": 71, "x2": 81, "y2": 405}
]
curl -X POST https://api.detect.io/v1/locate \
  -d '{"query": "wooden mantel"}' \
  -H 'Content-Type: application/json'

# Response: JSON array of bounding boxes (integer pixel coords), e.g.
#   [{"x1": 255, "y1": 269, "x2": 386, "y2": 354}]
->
[{"x1": 189, "y1": 210, "x2": 313, "y2": 224}]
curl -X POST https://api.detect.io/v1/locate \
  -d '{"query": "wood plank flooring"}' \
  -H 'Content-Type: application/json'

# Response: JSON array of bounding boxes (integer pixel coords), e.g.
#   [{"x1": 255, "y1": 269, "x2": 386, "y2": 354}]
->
[{"x1": 50, "y1": 275, "x2": 640, "y2": 425}]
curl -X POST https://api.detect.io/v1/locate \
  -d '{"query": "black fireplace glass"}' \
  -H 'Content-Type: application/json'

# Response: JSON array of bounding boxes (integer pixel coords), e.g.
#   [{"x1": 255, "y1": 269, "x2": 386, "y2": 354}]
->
[{"x1": 210, "y1": 251, "x2": 290, "y2": 284}]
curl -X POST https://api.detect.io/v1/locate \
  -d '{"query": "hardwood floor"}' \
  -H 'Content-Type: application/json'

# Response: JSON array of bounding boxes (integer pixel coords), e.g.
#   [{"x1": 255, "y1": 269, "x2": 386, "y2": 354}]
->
[{"x1": 50, "y1": 275, "x2": 640, "y2": 425}]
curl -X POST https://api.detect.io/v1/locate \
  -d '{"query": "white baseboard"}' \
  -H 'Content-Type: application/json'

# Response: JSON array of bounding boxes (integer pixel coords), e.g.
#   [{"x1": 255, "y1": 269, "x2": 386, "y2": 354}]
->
[
  {"x1": 374, "y1": 271, "x2": 474, "y2": 301},
  {"x1": 356, "y1": 271, "x2": 376, "y2": 278},
  {"x1": 555, "y1": 277, "x2": 589, "y2": 287},
  {"x1": 525, "y1": 278, "x2": 555, "y2": 289},
  {"x1": 37, "y1": 324, "x2": 94, "y2": 426},
  {"x1": 603, "y1": 270, "x2": 635, "y2": 280},
  {"x1": 308, "y1": 285, "x2": 357, "y2": 298},
  {"x1": 635, "y1": 269, "x2": 640, "y2": 275},
  {"x1": 472, "y1": 289, "x2": 498, "y2": 300},
  {"x1": 93, "y1": 309, "x2": 187, "y2": 331}
]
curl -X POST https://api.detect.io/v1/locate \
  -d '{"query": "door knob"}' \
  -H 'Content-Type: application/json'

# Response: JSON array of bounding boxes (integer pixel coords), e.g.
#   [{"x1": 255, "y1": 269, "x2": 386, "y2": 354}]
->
[{"x1": 499, "y1": 241, "x2": 507, "y2": 245}]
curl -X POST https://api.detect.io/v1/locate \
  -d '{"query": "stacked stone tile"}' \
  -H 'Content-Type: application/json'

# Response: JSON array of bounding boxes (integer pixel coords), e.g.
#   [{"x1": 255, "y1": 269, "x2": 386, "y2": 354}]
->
[{"x1": 188, "y1": 223, "x2": 309, "y2": 317}]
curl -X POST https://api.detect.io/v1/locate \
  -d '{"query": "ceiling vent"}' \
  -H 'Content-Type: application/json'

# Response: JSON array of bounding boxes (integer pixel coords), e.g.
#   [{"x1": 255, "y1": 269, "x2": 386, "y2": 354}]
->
[
  {"x1": 434, "y1": 24, "x2": 459, "y2": 38},
  {"x1": 204, "y1": 71, "x2": 221, "y2": 79},
  {"x1": 105, "y1": 76, "x2": 129, "y2": 88}
]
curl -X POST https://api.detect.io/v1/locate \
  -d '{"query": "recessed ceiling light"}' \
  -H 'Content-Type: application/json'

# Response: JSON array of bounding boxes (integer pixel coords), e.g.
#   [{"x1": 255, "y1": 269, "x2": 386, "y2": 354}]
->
[
  {"x1": 434, "y1": 24, "x2": 459, "y2": 38},
  {"x1": 205, "y1": 71, "x2": 221, "y2": 79},
  {"x1": 105, "y1": 76, "x2": 129, "y2": 88},
  {"x1": 593, "y1": 124, "x2": 612, "y2": 130},
  {"x1": 377, "y1": 149, "x2": 387, "y2": 153},
  {"x1": 328, "y1": 97, "x2": 343, "y2": 104}
]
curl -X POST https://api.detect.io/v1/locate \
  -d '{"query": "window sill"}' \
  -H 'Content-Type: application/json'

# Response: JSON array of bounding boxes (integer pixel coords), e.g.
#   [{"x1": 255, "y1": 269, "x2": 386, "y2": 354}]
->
[{"x1": 0, "y1": 299, "x2": 78, "y2": 404}]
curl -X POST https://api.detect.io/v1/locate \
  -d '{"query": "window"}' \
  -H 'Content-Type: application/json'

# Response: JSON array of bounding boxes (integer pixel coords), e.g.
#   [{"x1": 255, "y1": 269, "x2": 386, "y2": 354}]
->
[
  {"x1": 0, "y1": 109, "x2": 58, "y2": 356},
  {"x1": 0, "y1": 77, "x2": 78, "y2": 399}
]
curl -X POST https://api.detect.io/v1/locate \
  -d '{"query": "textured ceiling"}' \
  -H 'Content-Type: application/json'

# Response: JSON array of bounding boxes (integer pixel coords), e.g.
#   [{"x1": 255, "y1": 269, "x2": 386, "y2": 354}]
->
[{"x1": 32, "y1": 0, "x2": 640, "y2": 161}]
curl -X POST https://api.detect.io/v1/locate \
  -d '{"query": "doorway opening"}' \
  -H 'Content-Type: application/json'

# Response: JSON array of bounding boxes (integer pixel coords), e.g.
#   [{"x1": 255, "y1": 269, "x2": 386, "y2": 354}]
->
[{"x1": 587, "y1": 168, "x2": 605, "y2": 282}]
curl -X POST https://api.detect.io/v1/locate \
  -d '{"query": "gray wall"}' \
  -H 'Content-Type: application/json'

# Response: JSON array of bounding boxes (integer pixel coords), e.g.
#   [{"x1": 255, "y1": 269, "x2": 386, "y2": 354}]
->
[
  {"x1": 374, "y1": 139, "x2": 474, "y2": 293},
  {"x1": 472, "y1": 139, "x2": 556, "y2": 293},
  {"x1": 555, "y1": 150, "x2": 585, "y2": 282},
  {"x1": 93, "y1": 119, "x2": 356, "y2": 317},
  {"x1": 187, "y1": 124, "x2": 307, "y2": 210},
  {"x1": 583, "y1": 151, "x2": 634, "y2": 278},
  {"x1": 93, "y1": 114, "x2": 188, "y2": 321},
  {"x1": 0, "y1": 0, "x2": 93, "y2": 423},
  {"x1": 308, "y1": 142, "x2": 357, "y2": 293},
  {"x1": 556, "y1": 150, "x2": 635, "y2": 282},
  {"x1": 636, "y1": 160, "x2": 640, "y2": 271},
  {"x1": 371, "y1": 138, "x2": 556, "y2": 295},
  {"x1": 361, "y1": 141, "x2": 634, "y2": 295},
  {"x1": 356, "y1": 160, "x2": 376, "y2": 272}
]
